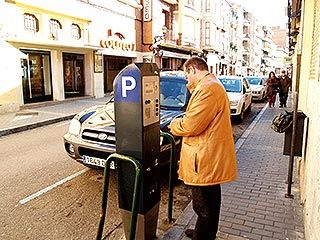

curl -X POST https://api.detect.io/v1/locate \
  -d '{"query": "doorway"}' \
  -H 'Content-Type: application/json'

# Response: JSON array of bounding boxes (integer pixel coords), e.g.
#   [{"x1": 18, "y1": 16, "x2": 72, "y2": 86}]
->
[
  {"x1": 103, "y1": 56, "x2": 131, "y2": 93},
  {"x1": 21, "y1": 50, "x2": 53, "y2": 103},
  {"x1": 63, "y1": 53, "x2": 85, "y2": 98}
]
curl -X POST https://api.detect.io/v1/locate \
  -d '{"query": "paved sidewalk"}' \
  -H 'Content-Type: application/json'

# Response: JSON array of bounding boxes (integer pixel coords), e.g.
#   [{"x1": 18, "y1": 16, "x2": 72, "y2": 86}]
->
[
  {"x1": 0, "y1": 97, "x2": 305, "y2": 240},
  {"x1": 0, "y1": 96, "x2": 111, "y2": 137},
  {"x1": 161, "y1": 104, "x2": 305, "y2": 240}
]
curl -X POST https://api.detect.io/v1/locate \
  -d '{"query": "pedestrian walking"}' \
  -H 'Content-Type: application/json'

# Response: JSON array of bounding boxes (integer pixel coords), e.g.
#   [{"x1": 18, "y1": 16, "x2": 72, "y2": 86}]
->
[
  {"x1": 169, "y1": 57, "x2": 237, "y2": 240},
  {"x1": 278, "y1": 70, "x2": 291, "y2": 108},
  {"x1": 266, "y1": 71, "x2": 278, "y2": 108}
]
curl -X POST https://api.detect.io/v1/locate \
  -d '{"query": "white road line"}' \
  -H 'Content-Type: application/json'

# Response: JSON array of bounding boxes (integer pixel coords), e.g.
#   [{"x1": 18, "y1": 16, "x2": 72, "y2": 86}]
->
[
  {"x1": 235, "y1": 103, "x2": 268, "y2": 153},
  {"x1": 19, "y1": 168, "x2": 89, "y2": 205}
]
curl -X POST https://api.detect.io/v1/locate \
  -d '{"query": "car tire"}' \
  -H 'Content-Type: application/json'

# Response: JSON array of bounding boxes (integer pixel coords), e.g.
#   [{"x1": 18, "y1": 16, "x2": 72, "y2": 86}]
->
[
  {"x1": 247, "y1": 103, "x2": 252, "y2": 112},
  {"x1": 238, "y1": 106, "x2": 245, "y2": 122}
]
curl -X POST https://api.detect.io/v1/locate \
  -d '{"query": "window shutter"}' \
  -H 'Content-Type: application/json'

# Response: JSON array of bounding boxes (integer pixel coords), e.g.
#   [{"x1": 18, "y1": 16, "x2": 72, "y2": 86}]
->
[{"x1": 309, "y1": 0, "x2": 320, "y2": 81}]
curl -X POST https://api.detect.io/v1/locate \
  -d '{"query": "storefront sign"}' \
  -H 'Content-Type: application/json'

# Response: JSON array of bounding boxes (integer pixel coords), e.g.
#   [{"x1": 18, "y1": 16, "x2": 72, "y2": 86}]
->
[
  {"x1": 143, "y1": 0, "x2": 152, "y2": 21},
  {"x1": 100, "y1": 39, "x2": 136, "y2": 51}
]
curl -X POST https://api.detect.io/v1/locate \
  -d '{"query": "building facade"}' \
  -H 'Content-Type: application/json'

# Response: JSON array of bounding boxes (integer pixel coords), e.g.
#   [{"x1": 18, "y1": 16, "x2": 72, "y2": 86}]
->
[
  {"x1": 0, "y1": 0, "x2": 142, "y2": 112},
  {"x1": 289, "y1": 0, "x2": 320, "y2": 239}
]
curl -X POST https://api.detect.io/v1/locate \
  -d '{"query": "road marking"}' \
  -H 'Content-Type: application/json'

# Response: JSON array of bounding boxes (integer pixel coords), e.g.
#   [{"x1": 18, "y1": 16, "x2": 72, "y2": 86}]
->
[
  {"x1": 19, "y1": 168, "x2": 89, "y2": 205},
  {"x1": 235, "y1": 103, "x2": 268, "y2": 153}
]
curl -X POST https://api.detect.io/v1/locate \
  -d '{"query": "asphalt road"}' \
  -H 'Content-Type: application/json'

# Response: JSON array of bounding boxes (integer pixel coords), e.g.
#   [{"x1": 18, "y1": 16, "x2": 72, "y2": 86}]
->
[{"x1": 0, "y1": 100, "x2": 267, "y2": 239}]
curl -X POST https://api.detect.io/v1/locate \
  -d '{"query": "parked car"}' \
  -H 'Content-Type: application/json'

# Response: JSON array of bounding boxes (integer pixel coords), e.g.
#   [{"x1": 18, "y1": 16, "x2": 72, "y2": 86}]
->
[
  {"x1": 63, "y1": 71, "x2": 189, "y2": 169},
  {"x1": 246, "y1": 76, "x2": 267, "y2": 101},
  {"x1": 218, "y1": 75, "x2": 252, "y2": 121}
]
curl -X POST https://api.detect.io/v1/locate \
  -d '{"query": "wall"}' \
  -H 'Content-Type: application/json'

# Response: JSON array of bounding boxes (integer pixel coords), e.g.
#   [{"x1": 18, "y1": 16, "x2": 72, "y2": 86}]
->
[{"x1": 294, "y1": 0, "x2": 320, "y2": 239}]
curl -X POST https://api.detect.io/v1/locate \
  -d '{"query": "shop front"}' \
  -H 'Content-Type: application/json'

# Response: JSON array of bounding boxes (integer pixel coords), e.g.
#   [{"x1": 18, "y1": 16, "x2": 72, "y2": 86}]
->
[
  {"x1": 63, "y1": 53, "x2": 85, "y2": 98},
  {"x1": 103, "y1": 56, "x2": 132, "y2": 93},
  {"x1": 20, "y1": 49, "x2": 53, "y2": 103}
]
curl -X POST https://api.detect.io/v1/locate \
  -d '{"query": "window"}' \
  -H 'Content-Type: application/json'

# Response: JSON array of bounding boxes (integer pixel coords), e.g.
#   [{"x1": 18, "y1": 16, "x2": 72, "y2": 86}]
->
[
  {"x1": 49, "y1": 19, "x2": 62, "y2": 38},
  {"x1": 71, "y1": 24, "x2": 81, "y2": 40},
  {"x1": 23, "y1": 13, "x2": 39, "y2": 33},
  {"x1": 162, "y1": 10, "x2": 170, "y2": 30},
  {"x1": 309, "y1": 0, "x2": 320, "y2": 81},
  {"x1": 205, "y1": 21, "x2": 210, "y2": 46}
]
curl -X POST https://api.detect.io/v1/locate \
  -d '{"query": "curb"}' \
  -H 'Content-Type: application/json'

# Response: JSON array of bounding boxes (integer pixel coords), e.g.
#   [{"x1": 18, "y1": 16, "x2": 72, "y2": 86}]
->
[{"x1": 0, "y1": 114, "x2": 75, "y2": 137}]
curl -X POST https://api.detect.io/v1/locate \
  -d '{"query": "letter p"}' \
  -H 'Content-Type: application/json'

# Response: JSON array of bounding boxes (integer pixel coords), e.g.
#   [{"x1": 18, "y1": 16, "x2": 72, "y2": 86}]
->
[{"x1": 121, "y1": 76, "x2": 136, "y2": 97}]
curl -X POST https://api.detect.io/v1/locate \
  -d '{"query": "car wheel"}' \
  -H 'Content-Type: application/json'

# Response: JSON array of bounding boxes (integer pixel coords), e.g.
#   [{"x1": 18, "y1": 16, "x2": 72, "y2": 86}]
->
[
  {"x1": 247, "y1": 103, "x2": 252, "y2": 112},
  {"x1": 238, "y1": 106, "x2": 245, "y2": 122}
]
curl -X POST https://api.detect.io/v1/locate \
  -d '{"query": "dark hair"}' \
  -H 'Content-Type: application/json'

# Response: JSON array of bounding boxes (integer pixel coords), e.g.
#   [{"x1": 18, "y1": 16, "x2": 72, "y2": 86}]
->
[
  {"x1": 183, "y1": 57, "x2": 208, "y2": 71},
  {"x1": 269, "y1": 71, "x2": 276, "y2": 78},
  {"x1": 281, "y1": 70, "x2": 286, "y2": 74}
]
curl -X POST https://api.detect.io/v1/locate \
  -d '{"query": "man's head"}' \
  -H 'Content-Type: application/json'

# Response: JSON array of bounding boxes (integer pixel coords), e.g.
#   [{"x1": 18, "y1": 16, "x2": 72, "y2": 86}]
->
[
  {"x1": 183, "y1": 57, "x2": 209, "y2": 83},
  {"x1": 281, "y1": 70, "x2": 286, "y2": 76}
]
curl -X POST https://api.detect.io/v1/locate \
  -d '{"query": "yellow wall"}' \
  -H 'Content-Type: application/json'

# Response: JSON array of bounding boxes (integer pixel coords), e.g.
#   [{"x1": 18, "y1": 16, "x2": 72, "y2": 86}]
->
[
  {"x1": 0, "y1": 40, "x2": 23, "y2": 112},
  {"x1": 295, "y1": 0, "x2": 320, "y2": 239}
]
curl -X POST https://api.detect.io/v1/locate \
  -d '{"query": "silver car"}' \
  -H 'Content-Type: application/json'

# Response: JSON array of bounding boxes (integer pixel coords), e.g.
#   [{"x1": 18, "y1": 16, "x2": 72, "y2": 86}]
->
[{"x1": 246, "y1": 76, "x2": 267, "y2": 101}]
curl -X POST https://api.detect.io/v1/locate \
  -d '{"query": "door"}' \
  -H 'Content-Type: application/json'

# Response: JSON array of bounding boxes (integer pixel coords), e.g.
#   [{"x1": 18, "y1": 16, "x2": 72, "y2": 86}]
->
[
  {"x1": 63, "y1": 53, "x2": 85, "y2": 98},
  {"x1": 103, "y1": 56, "x2": 131, "y2": 93},
  {"x1": 21, "y1": 51, "x2": 53, "y2": 103}
]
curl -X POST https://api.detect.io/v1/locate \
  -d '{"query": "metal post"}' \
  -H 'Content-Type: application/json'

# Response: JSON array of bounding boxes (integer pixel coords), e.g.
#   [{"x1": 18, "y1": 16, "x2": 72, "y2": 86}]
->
[
  {"x1": 285, "y1": 92, "x2": 298, "y2": 198},
  {"x1": 160, "y1": 132, "x2": 176, "y2": 223},
  {"x1": 96, "y1": 153, "x2": 142, "y2": 240}
]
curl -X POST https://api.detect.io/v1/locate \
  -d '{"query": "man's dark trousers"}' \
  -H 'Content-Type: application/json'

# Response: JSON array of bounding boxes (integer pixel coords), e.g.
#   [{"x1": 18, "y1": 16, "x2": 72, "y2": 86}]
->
[
  {"x1": 279, "y1": 92, "x2": 288, "y2": 107},
  {"x1": 190, "y1": 184, "x2": 221, "y2": 240}
]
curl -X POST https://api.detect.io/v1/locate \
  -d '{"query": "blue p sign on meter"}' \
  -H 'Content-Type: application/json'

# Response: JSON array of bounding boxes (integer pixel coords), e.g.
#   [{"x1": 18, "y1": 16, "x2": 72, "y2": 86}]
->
[{"x1": 114, "y1": 64, "x2": 141, "y2": 103}]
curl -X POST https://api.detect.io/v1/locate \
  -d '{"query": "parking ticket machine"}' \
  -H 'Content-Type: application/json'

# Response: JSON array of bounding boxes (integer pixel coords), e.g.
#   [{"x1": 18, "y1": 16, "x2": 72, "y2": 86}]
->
[{"x1": 114, "y1": 62, "x2": 160, "y2": 240}]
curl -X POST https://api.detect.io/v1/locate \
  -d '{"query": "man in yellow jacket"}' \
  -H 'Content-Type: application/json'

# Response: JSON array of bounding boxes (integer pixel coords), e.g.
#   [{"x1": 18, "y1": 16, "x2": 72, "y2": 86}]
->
[{"x1": 169, "y1": 57, "x2": 237, "y2": 239}]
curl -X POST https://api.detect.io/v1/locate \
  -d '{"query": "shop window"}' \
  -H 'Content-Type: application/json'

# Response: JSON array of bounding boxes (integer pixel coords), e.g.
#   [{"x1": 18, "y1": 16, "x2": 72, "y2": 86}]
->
[
  {"x1": 49, "y1": 19, "x2": 62, "y2": 39},
  {"x1": 23, "y1": 13, "x2": 39, "y2": 33},
  {"x1": 71, "y1": 24, "x2": 81, "y2": 40}
]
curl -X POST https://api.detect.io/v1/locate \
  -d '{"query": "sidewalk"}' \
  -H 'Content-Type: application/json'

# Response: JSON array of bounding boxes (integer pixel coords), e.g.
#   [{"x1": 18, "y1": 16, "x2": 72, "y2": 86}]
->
[
  {"x1": 161, "y1": 103, "x2": 305, "y2": 240},
  {"x1": 0, "y1": 96, "x2": 111, "y2": 137},
  {"x1": 0, "y1": 98, "x2": 305, "y2": 240}
]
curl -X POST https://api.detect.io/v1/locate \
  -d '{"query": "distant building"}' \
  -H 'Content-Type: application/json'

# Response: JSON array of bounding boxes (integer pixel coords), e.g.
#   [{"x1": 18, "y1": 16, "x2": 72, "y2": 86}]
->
[{"x1": 271, "y1": 26, "x2": 287, "y2": 49}]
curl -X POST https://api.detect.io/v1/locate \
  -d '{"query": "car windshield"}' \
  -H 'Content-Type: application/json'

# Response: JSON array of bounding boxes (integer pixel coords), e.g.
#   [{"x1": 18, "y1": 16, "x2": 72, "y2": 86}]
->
[
  {"x1": 160, "y1": 78, "x2": 188, "y2": 109},
  {"x1": 247, "y1": 77, "x2": 262, "y2": 85},
  {"x1": 219, "y1": 78, "x2": 241, "y2": 93}
]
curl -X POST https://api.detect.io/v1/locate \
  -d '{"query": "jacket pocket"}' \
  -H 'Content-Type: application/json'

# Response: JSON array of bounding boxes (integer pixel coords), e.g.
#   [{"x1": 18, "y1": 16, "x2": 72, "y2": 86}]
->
[{"x1": 194, "y1": 153, "x2": 198, "y2": 173}]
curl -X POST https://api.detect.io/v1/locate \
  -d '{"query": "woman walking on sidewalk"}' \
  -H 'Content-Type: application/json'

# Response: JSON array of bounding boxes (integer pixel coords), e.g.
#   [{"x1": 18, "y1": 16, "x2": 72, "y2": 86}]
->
[
  {"x1": 266, "y1": 71, "x2": 278, "y2": 108},
  {"x1": 169, "y1": 57, "x2": 237, "y2": 240}
]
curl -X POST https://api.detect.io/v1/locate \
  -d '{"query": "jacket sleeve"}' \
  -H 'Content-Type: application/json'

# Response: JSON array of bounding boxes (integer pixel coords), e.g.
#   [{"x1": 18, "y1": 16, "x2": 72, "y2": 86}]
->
[{"x1": 170, "y1": 85, "x2": 221, "y2": 137}]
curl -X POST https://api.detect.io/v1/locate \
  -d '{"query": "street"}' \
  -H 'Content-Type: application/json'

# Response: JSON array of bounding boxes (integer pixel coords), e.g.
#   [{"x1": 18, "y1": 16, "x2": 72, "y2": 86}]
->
[{"x1": 0, "y1": 101, "x2": 266, "y2": 239}]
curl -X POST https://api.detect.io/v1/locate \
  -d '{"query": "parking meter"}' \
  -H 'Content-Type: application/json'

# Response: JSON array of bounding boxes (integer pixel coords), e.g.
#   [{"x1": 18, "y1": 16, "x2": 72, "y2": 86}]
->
[{"x1": 114, "y1": 62, "x2": 160, "y2": 240}]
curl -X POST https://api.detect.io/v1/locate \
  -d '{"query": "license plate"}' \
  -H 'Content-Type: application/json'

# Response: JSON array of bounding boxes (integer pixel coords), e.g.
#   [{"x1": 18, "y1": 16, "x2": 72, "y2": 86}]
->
[{"x1": 83, "y1": 155, "x2": 115, "y2": 169}]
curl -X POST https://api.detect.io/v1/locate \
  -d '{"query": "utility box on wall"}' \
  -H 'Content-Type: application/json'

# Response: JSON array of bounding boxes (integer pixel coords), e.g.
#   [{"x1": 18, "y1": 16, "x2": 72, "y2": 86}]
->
[{"x1": 283, "y1": 111, "x2": 307, "y2": 157}]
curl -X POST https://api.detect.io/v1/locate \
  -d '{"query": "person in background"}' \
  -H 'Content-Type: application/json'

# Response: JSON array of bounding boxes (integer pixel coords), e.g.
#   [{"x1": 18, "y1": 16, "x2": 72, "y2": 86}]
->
[
  {"x1": 278, "y1": 70, "x2": 291, "y2": 108},
  {"x1": 169, "y1": 57, "x2": 237, "y2": 240},
  {"x1": 266, "y1": 71, "x2": 278, "y2": 108}
]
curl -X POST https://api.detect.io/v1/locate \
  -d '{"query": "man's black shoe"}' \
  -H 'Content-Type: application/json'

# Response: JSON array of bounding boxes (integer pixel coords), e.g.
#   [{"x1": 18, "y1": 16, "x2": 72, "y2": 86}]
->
[{"x1": 184, "y1": 229, "x2": 194, "y2": 238}]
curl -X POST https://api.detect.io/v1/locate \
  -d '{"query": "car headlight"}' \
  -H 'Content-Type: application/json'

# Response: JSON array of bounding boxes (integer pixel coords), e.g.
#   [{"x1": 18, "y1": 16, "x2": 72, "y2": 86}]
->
[
  {"x1": 68, "y1": 119, "x2": 81, "y2": 135},
  {"x1": 230, "y1": 100, "x2": 239, "y2": 106}
]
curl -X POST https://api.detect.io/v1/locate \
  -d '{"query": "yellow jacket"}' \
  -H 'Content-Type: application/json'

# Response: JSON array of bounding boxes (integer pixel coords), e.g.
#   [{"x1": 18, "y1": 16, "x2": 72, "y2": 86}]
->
[{"x1": 170, "y1": 75, "x2": 237, "y2": 186}]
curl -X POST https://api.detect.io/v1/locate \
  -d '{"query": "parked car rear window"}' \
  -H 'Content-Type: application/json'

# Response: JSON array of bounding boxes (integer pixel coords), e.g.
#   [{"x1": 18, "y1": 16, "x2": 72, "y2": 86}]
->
[
  {"x1": 247, "y1": 77, "x2": 262, "y2": 85},
  {"x1": 219, "y1": 78, "x2": 241, "y2": 93}
]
